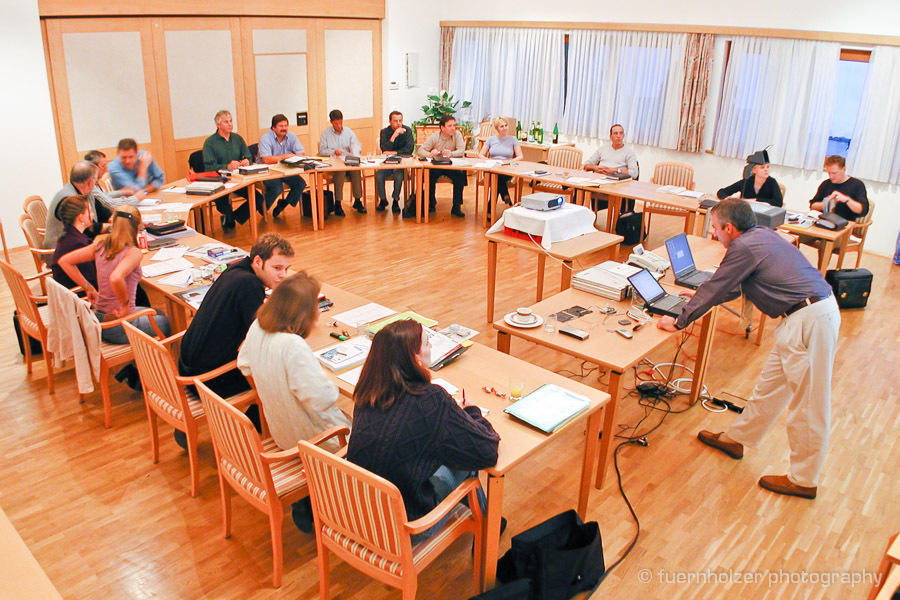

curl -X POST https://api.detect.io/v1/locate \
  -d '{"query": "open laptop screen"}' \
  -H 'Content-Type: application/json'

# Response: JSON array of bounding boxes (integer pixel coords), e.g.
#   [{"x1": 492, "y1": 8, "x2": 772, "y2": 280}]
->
[
  {"x1": 627, "y1": 269, "x2": 666, "y2": 304},
  {"x1": 665, "y1": 233, "x2": 695, "y2": 277}
]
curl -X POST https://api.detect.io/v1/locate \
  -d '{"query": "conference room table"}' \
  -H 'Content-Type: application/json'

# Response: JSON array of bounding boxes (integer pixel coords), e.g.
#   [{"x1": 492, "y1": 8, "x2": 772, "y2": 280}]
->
[
  {"x1": 138, "y1": 232, "x2": 611, "y2": 591},
  {"x1": 777, "y1": 219, "x2": 853, "y2": 274},
  {"x1": 493, "y1": 235, "x2": 722, "y2": 488}
]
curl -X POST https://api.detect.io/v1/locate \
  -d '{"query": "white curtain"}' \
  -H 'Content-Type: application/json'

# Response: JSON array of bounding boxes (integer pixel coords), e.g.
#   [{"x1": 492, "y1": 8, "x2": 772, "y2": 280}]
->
[
  {"x1": 562, "y1": 30, "x2": 687, "y2": 149},
  {"x1": 713, "y1": 37, "x2": 840, "y2": 170},
  {"x1": 847, "y1": 46, "x2": 900, "y2": 184},
  {"x1": 449, "y1": 27, "x2": 564, "y2": 127}
]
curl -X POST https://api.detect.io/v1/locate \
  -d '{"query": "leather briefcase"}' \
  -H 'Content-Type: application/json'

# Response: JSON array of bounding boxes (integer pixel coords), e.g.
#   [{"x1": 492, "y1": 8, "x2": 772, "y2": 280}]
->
[
  {"x1": 431, "y1": 156, "x2": 452, "y2": 165},
  {"x1": 825, "y1": 268, "x2": 872, "y2": 309},
  {"x1": 814, "y1": 211, "x2": 849, "y2": 231}
]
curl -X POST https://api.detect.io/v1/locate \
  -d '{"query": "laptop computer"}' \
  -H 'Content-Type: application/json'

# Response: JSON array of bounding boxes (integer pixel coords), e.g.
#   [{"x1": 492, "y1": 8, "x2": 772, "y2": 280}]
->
[
  {"x1": 664, "y1": 233, "x2": 714, "y2": 290},
  {"x1": 626, "y1": 268, "x2": 687, "y2": 318}
]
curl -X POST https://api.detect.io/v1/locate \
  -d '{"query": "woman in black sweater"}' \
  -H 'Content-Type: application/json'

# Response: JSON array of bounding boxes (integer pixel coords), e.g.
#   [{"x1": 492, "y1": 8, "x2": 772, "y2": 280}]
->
[
  {"x1": 347, "y1": 320, "x2": 499, "y2": 538},
  {"x1": 717, "y1": 161, "x2": 783, "y2": 207}
]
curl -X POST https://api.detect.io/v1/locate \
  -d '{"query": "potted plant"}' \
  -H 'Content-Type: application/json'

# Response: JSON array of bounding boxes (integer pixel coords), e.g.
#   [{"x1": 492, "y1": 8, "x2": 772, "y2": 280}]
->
[{"x1": 413, "y1": 90, "x2": 472, "y2": 145}]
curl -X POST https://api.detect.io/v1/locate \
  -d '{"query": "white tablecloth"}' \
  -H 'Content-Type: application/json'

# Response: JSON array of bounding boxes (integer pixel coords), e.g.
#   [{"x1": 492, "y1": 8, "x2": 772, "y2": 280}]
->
[{"x1": 487, "y1": 203, "x2": 597, "y2": 249}]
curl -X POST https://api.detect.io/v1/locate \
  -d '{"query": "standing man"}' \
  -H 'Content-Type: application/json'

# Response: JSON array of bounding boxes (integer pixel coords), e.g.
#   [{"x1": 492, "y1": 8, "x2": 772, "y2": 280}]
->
[
  {"x1": 108, "y1": 138, "x2": 165, "y2": 195},
  {"x1": 318, "y1": 109, "x2": 364, "y2": 216},
  {"x1": 202, "y1": 109, "x2": 253, "y2": 230},
  {"x1": 809, "y1": 155, "x2": 869, "y2": 221},
  {"x1": 584, "y1": 124, "x2": 640, "y2": 212},
  {"x1": 376, "y1": 110, "x2": 414, "y2": 214},
  {"x1": 257, "y1": 113, "x2": 307, "y2": 218},
  {"x1": 44, "y1": 161, "x2": 111, "y2": 249},
  {"x1": 658, "y1": 199, "x2": 840, "y2": 499},
  {"x1": 415, "y1": 114, "x2": 467, "y2": 218}
]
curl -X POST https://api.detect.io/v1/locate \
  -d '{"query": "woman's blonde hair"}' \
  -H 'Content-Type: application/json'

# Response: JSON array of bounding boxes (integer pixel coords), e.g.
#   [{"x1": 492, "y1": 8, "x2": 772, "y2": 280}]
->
[
  {"x1": 491, "y1": 116, "x2": 511, "y2": 130},
  {"x1": 256, "y1": 271, "x2": 321, "y2": 337},
  {"x1": 96, "y1": 204, "x2": 141, "y2": 260}
]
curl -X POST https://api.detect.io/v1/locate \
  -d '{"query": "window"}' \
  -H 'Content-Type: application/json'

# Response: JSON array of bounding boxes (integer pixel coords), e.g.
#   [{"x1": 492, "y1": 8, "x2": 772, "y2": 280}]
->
[{"x1": 827, "y1": 51, "x2": 870, "y2": 157}]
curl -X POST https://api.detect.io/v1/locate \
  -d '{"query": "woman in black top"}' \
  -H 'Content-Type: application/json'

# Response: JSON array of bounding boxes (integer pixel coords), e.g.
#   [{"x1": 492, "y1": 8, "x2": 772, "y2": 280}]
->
[
  {"x1": 347, "y1": 320, "x2": 499, "y2": 539},
  {"x1": 717, "y1": 161, "x2": 783, "y2": 207},
  {"x1": 51, "y1": 195, "x2": 98, "y2": 289}
]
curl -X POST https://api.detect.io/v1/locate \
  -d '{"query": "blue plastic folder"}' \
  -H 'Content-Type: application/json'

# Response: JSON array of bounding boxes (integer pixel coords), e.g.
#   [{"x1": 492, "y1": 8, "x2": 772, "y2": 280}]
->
[{"x1": 504, "y1": 384, "x2": 591, "y2": 434}]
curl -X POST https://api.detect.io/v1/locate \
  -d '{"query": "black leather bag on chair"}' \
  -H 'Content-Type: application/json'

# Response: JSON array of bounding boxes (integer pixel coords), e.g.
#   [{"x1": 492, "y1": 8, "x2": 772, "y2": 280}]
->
[{"x1": 496, "y1": 510, "x2": 605, "y2": 600}]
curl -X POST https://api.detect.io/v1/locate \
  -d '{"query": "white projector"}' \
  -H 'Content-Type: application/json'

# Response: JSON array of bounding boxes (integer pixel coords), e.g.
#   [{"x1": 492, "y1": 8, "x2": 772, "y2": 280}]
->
[{"x1": 522, "y1": 192, "x2": 564, "y2": 211}]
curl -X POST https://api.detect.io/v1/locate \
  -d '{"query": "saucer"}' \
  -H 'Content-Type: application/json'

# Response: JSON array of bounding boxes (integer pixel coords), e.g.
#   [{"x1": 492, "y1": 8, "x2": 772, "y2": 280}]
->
[{"x1": 504, "y1": 312, "x2": 543, "y2": 329}]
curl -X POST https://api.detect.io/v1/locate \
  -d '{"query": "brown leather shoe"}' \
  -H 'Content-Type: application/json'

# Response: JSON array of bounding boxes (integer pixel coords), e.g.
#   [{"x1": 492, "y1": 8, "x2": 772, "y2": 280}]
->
[
  {"x1": 758, "y1": 475, "x2": 817, "y2": 499},
  {"x1": 697, "y1": 430, "x2": 743, "y2": 459}
]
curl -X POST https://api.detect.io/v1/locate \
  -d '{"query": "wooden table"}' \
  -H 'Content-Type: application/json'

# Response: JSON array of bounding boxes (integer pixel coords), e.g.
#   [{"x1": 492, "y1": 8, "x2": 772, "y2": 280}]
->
[
  {"x1": 308, "y1": 284, "x2": 610, "y2": 591},
  {"x1": 486, "y1": 229, "x2": 623, "y2": 322},
  {"x1": 778, "y1": 221, "x2": 853, "y2": 274},
  {"x1": 493, "y1": 282, "x2": 717, "y2": 488},
  {"x1": 595, "y1": 180, "x2": 707, "y2": 235}
]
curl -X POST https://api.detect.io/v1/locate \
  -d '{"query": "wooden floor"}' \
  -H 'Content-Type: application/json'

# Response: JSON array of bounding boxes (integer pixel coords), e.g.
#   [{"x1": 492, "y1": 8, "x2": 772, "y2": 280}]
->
[{"x1": 2, "y1": 188, "x2": 897, "y2": 600}]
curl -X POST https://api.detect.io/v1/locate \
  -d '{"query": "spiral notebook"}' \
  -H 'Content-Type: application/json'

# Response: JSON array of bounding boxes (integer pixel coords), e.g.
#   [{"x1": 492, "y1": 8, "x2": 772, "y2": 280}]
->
[{"x1": 504, "y1": 384, "x2": 590, "y2": 434}]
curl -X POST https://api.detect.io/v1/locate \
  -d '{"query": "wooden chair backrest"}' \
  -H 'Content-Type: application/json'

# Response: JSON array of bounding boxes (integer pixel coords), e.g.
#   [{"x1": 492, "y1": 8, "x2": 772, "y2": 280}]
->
[
  {"x1": 122, "y1": 322, "x2": 192, "y2": 427},
  {"x1": 98, "y1": 173, "x2": 113, "y2": 193},
  {"x1": 478, "y1": 120, "x2": 497, "y2": 139},
  {"x1": 22, "y1": 196, "x2": 48, "y2": 230},
  {"x1": 298, "y1": 440, "x2": 413, "y2": 567},
  {"x1": 652, "y1": 161, "x2": 695, "y2": 190},
  {"x1": 547, "y1": 146, "x2": 583, "y2": 170},
  {"x1": 195, "y1": 380, "x2": 276, "y2": 505},
  {"x1": 19, "y1": 214, "x2": 44, "y2": 250},
  {"x1": 0, "y1": 260, "x2": 43, "y2": 336}
]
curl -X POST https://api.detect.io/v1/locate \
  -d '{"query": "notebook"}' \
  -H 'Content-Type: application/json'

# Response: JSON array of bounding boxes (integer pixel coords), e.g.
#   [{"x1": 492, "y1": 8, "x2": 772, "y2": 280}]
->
[
  {"x1": 664, "y1": 233, "x2": 714, "y2": 290},
  {"x1": 626, "y1": 268, "x2": 687, "y2": 318},
  {"x1": 504, "y1": 384, "x2": 591, "y2": 434},
  {"x1": 314, "y1": 337, "x2": 372, "y2": 372}
]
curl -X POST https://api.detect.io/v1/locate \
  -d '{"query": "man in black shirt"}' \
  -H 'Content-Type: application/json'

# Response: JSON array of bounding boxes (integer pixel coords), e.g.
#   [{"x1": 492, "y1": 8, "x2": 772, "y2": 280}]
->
[
  {"x1": 178, "y1": 233, "x2": 294, "y2": 441},
  {"x1": 809, "y1": 154, "x2": 868, "y2": 221},
  {"x1": 375, "y1": 110, "x2": 415, "y2": 213}
]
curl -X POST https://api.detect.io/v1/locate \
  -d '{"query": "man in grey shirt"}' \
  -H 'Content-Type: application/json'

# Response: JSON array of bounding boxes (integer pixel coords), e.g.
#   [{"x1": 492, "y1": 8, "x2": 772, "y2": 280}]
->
[
  {"x1": 318, "y1": 109, "x2": 364, "y2": 216},
  {"x1": 658, "y1": 199, "x2": 840, "y2": 500},
  {"x1": 44, "y1": 161, "x2": 111, "y2": 249},
  {"x1": 585, "y1": 124, "x2": 639, "y2": 212}
]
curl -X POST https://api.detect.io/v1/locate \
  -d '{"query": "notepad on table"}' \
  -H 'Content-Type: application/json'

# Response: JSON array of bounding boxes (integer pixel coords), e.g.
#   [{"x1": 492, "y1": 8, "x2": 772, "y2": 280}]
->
[
  {"x1": 142, "y1": 257, "x2": 195, "y2": 278},
  {"x1": 504, "y1": 384, "x2": 591, "y2": 434},
  {"x1": 314, "y1": 337, "x2": 372, "y2": 372},
  {"x1": 365, "y1": 310, "x2": 438, "y2": 336},
  {"x1": 332, "y1": 303, "x2": 396, "y2": 329}
]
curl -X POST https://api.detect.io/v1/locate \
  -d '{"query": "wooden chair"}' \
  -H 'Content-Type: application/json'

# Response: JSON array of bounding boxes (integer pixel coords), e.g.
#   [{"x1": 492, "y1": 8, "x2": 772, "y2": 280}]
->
[
  {"x1": 122, "y1": 322, "x2": 255, "y2": 497},
  {"x1": 531, "y1": 146, "x2": 584, "y2": 201},
  {"x1": 19, "y1": 215, "x2": 53, "y2": 274},
  {"x1": 195, "y1": 381, "x2": 349, "y2": 587},
  {"x1": 22, "y1": 195, "x2": 48, "y2": 234},
  {"x1": 1, "y1": 261, "x2": 55, "y2": 393},
  {"x1": 98, "y1": 172, "x2": 113, "y2": 194},
  {"x1": 836, "y1": 197, "x2": 875, "y2": 269},
  {"x1": 298, "y1": 440, "x2": 484, "y2": 600},
  {"x1": 644, "y1": 161, "x2": 695, "y2": 238}
]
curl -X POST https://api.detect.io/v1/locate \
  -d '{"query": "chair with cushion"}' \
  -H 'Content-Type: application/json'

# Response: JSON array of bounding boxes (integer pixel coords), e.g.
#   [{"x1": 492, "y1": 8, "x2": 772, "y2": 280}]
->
[
  {"x1": 644, "y1": 161, "x2": 695, "y2": 239},
  {"x1": 1, "y1": 261, "x2": 55, "y2": 393},
  {"x1": 122, "y1": 322, "x2": 255, "y2": 497},
  {"x1": 298, "y1": 440, "x2": 484, "y2": 600},
  {"x1": 196, "y1": 380, "x2": 349, "y2": 587}
]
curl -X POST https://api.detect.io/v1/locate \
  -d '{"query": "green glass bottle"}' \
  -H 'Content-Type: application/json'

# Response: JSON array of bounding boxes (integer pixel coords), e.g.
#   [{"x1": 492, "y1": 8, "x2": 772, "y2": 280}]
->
[
  {"x1": 516, "y1": 120, "x2": 522, "y2": 141},
  {"x1": 553, "y1": 123, "x2": 559, "y2": 144},
  {"x1": 536, "y1": 120, "x2": 544, "y2": 144}
]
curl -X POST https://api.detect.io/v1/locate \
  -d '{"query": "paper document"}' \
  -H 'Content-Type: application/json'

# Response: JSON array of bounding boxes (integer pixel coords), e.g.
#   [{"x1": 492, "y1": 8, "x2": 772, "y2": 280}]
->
[
  {"x1": 223, "y1": 182, "x2": 240, "y2": 190},
  {"x1": 161, "y1": 187, "x2": 187, "y2": 194},
  {"x1": 333, "y1": 303, "x2": 396, "y2": 328},
  {"x1": 135, "y1": 198, "x2": 161, "y2": 207},
  {"x1": 142, "y1": 214, "x2": 163, "y2": 223},
  {"x1": 155, "y1": 270, "x2": 194, "y2": 287},
  {"x1": 315, "y1": 337, "x2": 372, "y2": 372},
  {"x1": 174, "y1": 284, "x2": 212, "y2": 310},
  {"x1": 437, "y1": 324, "x2": 478, "y2": 343},
  {"x1": 431, "y1": 378, "x2": 459, "y2": 396},
  {"x1": 142, "y1": 257, "x2": 195, "y2": 278},
  {"x1": 677, "y1": 190, "x2": 704, "y2": 199},
  {"x1": 160, "y1": 202, "x2": 194, "y2": 212},
  {"x1": 504, "y1": 384, "x2": 591, "y2": 434},
  {"x1": 473, "y1": 160, "x2": 500, "y2": 169},
  {"x1": 657, "y1": 185, "x2": 686, "y2": 194},
  {"x1": 366, "y1": 311, "x2": 439, "y2": 336},
  {"x1": 151, "y1": 246, "x2": 187, "y2": 261},
  {"x1": 337, "y1": 365, "x2": 363, "y2": 386}
]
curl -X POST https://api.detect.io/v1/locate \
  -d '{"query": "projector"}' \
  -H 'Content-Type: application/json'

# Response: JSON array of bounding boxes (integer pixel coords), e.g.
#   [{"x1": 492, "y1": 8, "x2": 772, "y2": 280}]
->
[
  {"x1": 522, "y1": 192, "x2": 564, "y2": 211},
  {"x1": 746, "y1": 200, "x2": 785, "y2": 229}
]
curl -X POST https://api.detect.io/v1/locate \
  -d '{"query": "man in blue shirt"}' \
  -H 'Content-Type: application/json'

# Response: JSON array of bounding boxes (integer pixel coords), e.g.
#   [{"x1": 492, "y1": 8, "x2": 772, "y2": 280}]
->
[
  {"x1": 107, "y1": 138, "x2": 165, "y2": 194},
  {"x1": 257, "y1": 114, "x2": 307, "y2": 218},
  {"x1": 319, "y1": 109, "x2": 364, "y2": 216}
]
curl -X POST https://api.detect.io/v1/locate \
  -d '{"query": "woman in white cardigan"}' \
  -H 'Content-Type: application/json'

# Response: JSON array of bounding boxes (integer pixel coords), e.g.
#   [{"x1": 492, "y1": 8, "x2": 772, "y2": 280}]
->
[{"x1": 237, "y1": 270, "x2": 349, "y2": 532}]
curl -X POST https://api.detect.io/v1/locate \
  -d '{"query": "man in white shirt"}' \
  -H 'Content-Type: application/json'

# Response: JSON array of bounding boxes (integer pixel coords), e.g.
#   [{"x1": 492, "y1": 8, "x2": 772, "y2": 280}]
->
[
  {"x1": 318, "y1": 109, "x2": 364, "y2": 216},
  {"x1": 584, "y1": 124, "x2": 640, "y2": 212}
]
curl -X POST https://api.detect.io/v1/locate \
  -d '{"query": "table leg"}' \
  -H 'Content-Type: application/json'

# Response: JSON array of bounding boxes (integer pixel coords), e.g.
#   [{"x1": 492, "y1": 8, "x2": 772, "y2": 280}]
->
[
  {"x1": 423, "y1": 170, "x2": 430, "y2": 224},
  {"x1": 496, "y1": 331, "x2": 511, "y2": 354},
  {"x1": 818, "y1": 240, "x2": 835, "y2": 274},
  {"x1": 317, "y1": 172, "x2": 326, "y2": 230},
  {"x1": 487, "y1": 241, "x2": 498, "y2": 323},
  {"x1": 595, "y1": 370, "x2": 623, "y2": 488},
  {"x1": 577, "y1": 410, "x2": 602, "y2": 517},
  {"x1": 561, "y1": 260, "x2": 573, "y2": 291},
  {"x1": 606, "y1": 196, "x2": 621, "y2": 232},
  {"x1": 480, "y1": 474, "x2": 505, "y2": 591},
  {"x1": 689, "y1": 308, "x2": 718, "y2": 404},
  {"x1": 307, "y1": 173, "x2": 319, "y2": 232},
  {"x1": 484, "y1": 172, "x2": 494, "y2": 228},
  {"x1": 684, "y1": 211, "x2": 696, "y2": 235},
  {"x1": 536, "y1": 254, "x2": 546, "y2": 302},
  {"x1": 248, "y1": 184, "x2": 258, "y2": 241},
  {"x1": 415, "y1": 168, "x2": 422, "y2": 224}
]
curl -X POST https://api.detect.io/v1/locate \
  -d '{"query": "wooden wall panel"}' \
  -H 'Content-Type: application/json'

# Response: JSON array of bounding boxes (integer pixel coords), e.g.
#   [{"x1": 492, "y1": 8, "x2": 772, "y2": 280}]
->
[{"x1": 39, "y1": 0, "x2": 385, "y2": 19}]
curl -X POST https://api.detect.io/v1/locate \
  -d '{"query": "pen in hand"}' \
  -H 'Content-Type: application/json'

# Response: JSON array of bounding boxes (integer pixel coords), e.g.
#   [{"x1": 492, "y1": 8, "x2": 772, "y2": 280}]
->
[{"x1": 461, "y1": 389, "x2": 466, "y2": 407}]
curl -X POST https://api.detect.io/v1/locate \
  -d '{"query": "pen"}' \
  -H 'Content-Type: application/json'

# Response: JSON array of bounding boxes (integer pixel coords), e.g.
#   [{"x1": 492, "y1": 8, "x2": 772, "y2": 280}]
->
[
  {"x1": 462, "y1": 389, "x2": 466, "y2": 407},
  {"x1": 330, "y1": 332, "x2": 348, "y2": 341}
]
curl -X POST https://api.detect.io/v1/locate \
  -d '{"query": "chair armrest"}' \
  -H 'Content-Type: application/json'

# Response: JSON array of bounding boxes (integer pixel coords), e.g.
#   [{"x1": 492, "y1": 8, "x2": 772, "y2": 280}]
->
[
  {"x1": 405, "y1": 477, "x2": 482, "y2": 535},
  {"x1": 29, "y1": 247, "x2": 54, "y2": 257},
  {"x1": 159, "y1": 330, "x2": 186, "y2": 347},
  {"x1": 261, "y1": 446, "x2": 300, "y2": 463},
  {"x1": 309, "y1": 425, "x2": 351, "y2": 449},
  {"x1": 98, "y1": 307, "x2": 157, "y2": 330},
  {"x1": 24, "y1": 270, "x2": 52, "y2": 282},
  {"x1": 176, "y1": 359, "x2": 239, "y2": 385}
]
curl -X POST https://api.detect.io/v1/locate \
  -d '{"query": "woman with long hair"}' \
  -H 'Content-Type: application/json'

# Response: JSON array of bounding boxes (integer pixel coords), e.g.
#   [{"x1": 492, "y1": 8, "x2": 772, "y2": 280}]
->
[
  {"x1": 237, "y1": 271, "x2": 350, "y2": 532},
  {"x1": 58, "y1": 204, "x2": 169, "y2": 344},
  {"x1": 347, "y1": 320, "x2": 499, "y2": 539},
  {"x1": 51, "y1": 195, "x2": 97, "y2": 290}
]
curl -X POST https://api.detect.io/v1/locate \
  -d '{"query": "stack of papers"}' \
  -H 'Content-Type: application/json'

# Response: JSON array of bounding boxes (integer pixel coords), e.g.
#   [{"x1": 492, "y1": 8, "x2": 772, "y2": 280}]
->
[
  {"x1": 315, "y1": 337, "x2": 372, "y2": 372},
  {"x1": 504, "y1": 384, "x2": 590, "y2": 434},
  {"x1": 366, "y1": 310, "x2": 438, "y2": 336},
  {"x1": 142, "y1": 257, "x2": 195, "y2": 278},
  {"x1": 572, "y1": 261, "x2": 643, "y2": 300},
  {"x1": 677, "y1": 189, "x2": 704, "y2": 199},
  {"x1": 333, "y1": 303, "x2": 396, "y2": 329},
  {"x1": 657, "y1": 185, "x2": 686, "y2": 194},
  {"x1": 156, "y1": 270, "x2": 195, "y2": 287},
  {"x1": 174, "y1": 284, "x2": 213, "y2": 310}
]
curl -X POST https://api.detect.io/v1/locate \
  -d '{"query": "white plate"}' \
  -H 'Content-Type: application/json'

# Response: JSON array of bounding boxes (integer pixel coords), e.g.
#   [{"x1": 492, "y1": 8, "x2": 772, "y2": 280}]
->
[{"x1": 504, "y1": 313, "x2": 544, "y2": 329}]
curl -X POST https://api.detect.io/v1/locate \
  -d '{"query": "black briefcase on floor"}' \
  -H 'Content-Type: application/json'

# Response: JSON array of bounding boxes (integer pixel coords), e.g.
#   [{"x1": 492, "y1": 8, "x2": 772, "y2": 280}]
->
[
  {"x1": 615, "y1": 211, "x2": 643, "y2": 245},
  {"x1": 825, "y1": 268, "x2": 872, "y2": 309},
  {"x1": 301, "y1": 190, "x2": 334, "y2": 218}
]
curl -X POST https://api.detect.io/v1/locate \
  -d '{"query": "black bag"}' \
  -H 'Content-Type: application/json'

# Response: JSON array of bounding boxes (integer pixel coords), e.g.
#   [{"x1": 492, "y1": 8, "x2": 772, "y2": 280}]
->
[
  {"x1": 814, "y1": 211, "x2": 849, "y2": 231},
  {"x1": 496, "y1": 510, "x2": 605, "y2": 600},
  {"x1": 301, "y1": 190, "x2": 334, "y2": 218},
  {"x1": 468, "y1": 579, "x2": 532, "y2": 600},
  {"x1": 615, "y1": 211, "x2": 643, "y2": 245},
  {"x1": 13, "y1": 310, "x2": 43, "y2": 356},
  {"x1": 825, "y1": 268, "x2": 872, "y2": 309},
  {"x1": 431, "y1": 156, "x2": 452, "y2": 165}
]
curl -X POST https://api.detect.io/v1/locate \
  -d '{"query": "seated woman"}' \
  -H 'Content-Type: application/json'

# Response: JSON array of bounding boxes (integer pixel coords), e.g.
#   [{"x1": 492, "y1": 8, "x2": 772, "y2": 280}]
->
[
  {"x1": 236, "y1": 271, "x2": 350, "y2": 533},
  {"x1": 717, "y1": 159, "x2": 783, "y2": 207},
  {"x1": 51, "y1": 195, "x2": 97, "y2": 290},
  {"x1": 347, "y1": 320, "x2": 499, "y2": 540},
  {"x1": 57, "y1": 204, "x2": 169, "y2": 345},
  {"x1": 478, "y1": 116, "x2": 523, "y2": 209}
]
